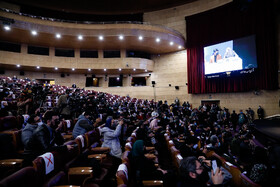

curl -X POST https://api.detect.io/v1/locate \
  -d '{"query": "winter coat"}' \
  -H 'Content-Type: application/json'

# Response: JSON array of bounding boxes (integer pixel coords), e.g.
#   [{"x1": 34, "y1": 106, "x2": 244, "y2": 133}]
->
[
  {"x1": 99, "y1": 124, "x2": 122, "y2": 158},
  {"x1": 73, "y1": 115, "x2": 93, "y2": 138}
]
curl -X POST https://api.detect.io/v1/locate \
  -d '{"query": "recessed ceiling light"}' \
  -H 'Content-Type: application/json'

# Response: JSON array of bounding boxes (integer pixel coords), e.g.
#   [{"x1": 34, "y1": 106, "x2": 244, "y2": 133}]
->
[
  {"x1": 31, "y1": 30, "x2": 37, "y2": 35},
  {"x1": 88, "y1": 68, "x2": 91, "y2": 71},
  {"x1": 72, "y1": 68, "x2": 75, "y2": 71},
  {"x1": 4, "y1": 25, "x2": 10, "y2": 31},
  {"x1": 78, "y1": 35, "x2": 83, "y2": 40},
  {"x1": 119, "y1": 35, "x2": 124, "y2": 40},
  {"x1": 104, "y1": 68, "x2": 107, "y2": 71},
  {"x1": 56, "y1": 34, "x2": 61, "y2": 38},
  {"x1": 139, "y1": 36, "x2": 143, "y2": 40},
  {"x1": 178, "y1": 45, "x2": 182, "y2": 49},
  {"x1": 16, "y1": 64, "x2": 20, "y2": 67},
  {"x1": 54, "y1": 67, "x2": 58, "y2": 70},
  {"x1": 99, "y1": 36, "x2": 104, "y2": 40},
  {"x1": 133, "y1": 68, "x2": 136, "y2": 71},
  {"x1": 170, "y1": 42, "x2": 174, "y2": 46},
  {"x1": 119, "y1": 68, "x2": 122, "y2": 71},
  {"x1": 117, "y1": 77, "x2": 120, "y2": 80},
  {"x1": 145, "y1": 69, "x2": 148, "y2": 72},
  {"x1": 156, "y1": 38, "x2": 160, "y2": 42},
  {"x1": 36, "y1": 66, "x2": 40, "y2": 69}
]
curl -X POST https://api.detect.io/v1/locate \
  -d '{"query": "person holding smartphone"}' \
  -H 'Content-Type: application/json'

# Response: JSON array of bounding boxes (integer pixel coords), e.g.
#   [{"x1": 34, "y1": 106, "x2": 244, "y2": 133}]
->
[{"x1": 178, "y1": 156, "x2": 224, "y2": 187}]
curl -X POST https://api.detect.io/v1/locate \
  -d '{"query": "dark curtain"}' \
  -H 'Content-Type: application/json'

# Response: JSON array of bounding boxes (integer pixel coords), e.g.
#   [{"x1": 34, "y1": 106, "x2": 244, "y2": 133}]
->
[{"x1": 186, "y1": 1, "x2": 278, "y2": 94}]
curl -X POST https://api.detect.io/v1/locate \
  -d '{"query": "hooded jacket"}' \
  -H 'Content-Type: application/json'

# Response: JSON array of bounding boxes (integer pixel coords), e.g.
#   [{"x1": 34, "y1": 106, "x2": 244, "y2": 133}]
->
[
  {"x1": 73, "y1": 114, "x2": 93, "y2": 138},
  {"x1": 99, "y1": 123, "x2": 122, "y2": 158}
]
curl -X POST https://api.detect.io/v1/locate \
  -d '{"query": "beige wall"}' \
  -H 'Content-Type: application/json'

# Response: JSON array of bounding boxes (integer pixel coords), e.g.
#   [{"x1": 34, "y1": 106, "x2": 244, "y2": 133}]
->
[
  {"x1": 1, "y1": 0, "x2": 279, "y2": 116},
  {"x1": 144, "y1": 0, "x2": 233, "y2": 38}
]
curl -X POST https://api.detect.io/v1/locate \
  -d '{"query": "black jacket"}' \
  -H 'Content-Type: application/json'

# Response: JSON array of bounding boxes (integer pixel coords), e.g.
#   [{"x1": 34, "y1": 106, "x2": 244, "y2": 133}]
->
[{"x1": 26, "y1": 124, "x2": 67, "y2": 157}]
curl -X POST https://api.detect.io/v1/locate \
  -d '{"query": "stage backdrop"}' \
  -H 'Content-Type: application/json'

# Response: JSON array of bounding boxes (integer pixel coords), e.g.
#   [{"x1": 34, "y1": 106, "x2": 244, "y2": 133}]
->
[{"x1": 185, "y1": 1, "x2": 278, "y2": 94}]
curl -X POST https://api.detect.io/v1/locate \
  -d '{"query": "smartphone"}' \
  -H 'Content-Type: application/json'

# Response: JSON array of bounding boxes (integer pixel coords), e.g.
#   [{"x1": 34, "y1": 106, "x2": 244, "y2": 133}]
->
[{"x1": 212, "y1": 160, "x2": 218, "y2": 175}]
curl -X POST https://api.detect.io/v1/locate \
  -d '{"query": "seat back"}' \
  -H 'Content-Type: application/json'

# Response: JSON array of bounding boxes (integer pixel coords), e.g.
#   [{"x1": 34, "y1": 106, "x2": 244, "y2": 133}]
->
[
  {"x1": 223, "y1": 161, "x2": 242, "y2": 187},
  {"x1": 116, "y1": 163, "x2": 129, "y2": 185},
  {"x1": 85, "y1": 130, "x2": 101, "y2": 148},
  {"x1": 240, "y1": 173, "x2": 261, "y2": 187},
  {"x1": 33, "y1": 151, "x2": 65, "y2": 186},
  {"x1": 0, "y1": 166, "x2": 38, "y2": 187},
  {"x1": 0, "y1": 116, "x2": 18, "y2": 131}
]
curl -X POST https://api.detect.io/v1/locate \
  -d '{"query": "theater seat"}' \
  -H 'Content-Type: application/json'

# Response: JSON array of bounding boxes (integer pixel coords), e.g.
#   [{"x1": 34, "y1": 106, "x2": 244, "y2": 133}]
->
[
  {"x1": 33, "y1": 151, "x2": 66, "y2": 186},
  {"x1": 0, "y1": 116, "x2": 18, "y2": 132},
  {"x1": 240, "y1": 173, "x2": 261, "y2": 187},
  {"x1": 0, "y1": 166, "x2": 38, "y2": 187}
]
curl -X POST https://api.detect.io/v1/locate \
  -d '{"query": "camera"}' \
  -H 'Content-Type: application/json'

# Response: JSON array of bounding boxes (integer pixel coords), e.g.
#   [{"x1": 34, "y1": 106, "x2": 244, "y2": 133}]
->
[{"x1": 198, "y1": 158, "x2": 211, "y2": 171}]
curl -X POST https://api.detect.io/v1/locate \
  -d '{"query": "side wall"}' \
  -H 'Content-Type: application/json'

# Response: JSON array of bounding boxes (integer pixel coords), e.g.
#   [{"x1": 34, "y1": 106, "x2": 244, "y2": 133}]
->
[{"x1": 1, "y1": 0, "x2": 279, "y2": 116}]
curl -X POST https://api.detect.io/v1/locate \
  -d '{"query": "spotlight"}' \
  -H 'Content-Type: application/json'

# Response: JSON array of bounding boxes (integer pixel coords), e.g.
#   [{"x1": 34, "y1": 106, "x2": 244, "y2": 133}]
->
[
  {"x1": 31, "y1": 30, "x2": 37, "y2": 35},
  {"x1": 4, "y1": 25, "x2": 10, "y2": 31}
]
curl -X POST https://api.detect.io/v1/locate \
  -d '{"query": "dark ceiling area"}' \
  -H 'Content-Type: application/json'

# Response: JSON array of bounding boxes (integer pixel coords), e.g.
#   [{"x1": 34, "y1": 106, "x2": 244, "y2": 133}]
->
[{"x1": 3, "y1": 0, "x2": 197, "y2": 15}]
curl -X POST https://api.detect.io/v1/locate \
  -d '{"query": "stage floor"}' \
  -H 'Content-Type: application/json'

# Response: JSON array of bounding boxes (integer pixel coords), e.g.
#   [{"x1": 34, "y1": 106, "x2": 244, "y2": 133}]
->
[{"x1": 253, "y1": 116, "x2": 280, "y2": 146}]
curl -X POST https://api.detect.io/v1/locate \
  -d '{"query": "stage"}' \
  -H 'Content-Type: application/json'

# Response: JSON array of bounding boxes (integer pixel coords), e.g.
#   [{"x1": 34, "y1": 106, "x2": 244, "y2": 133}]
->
[{"x1": 253, "y1": 115, "x2": 280, "y2": 146}]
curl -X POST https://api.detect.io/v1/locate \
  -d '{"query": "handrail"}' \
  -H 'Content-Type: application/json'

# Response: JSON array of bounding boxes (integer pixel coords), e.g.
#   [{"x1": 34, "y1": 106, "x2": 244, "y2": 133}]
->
[{"x1": 0, "y1": 8, "x2": 184, "y2": 38}]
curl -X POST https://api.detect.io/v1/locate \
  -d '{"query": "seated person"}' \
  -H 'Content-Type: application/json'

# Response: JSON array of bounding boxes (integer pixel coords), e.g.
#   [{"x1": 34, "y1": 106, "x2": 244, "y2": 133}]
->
[
  {"x1": 209, "y1": 49, "x2": 222, "y2": 63},
  {"x1": 178, "y1": 156, "x2": 224, "y2": 187},
  {"x1": 24, "y1": 110, "x2": 73, "y2": 166},
  {"x1": 73, "y1": 111, "x2": 101, "y2": 138},
  {"x1": 128, "y1": 140, "x2": 167, "y2": 184},
  {"x1": 21, "y1": 114, "x2": 40, "y2": 149},
  {"x1": 224, "y1": 47, "x2": 239, "y2": 59}
]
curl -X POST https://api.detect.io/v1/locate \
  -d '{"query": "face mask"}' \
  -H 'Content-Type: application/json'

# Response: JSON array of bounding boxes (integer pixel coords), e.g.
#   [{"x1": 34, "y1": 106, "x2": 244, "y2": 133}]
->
[
  {"x1": 37, "y1": 121, "x2": 43, "y2": 126},
  {"x1": 196, "y1": 169, "x2": 209, "y2": 184}
]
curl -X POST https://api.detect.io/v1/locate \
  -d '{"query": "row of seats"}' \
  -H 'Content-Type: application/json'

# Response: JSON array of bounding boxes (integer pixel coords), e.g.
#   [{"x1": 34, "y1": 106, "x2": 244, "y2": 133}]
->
[
  {"x1": 164, "y1": 126, "x2": 260, "y2": 187},
  {"x1": 116, "y1": 129, "x2": 164, "y2": 187},
  {"x1": 206, "y1": 151, "x2": 261, "y2": 187},
  {"x1": 0, "y1": 128, "x2": 109, "y2": 187}
]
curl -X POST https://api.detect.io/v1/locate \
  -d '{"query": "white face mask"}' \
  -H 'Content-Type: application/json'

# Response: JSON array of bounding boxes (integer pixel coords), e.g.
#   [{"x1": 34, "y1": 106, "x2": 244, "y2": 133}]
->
[{"x1": 37, "y1": 121, "x2": 44, "y2": 126}]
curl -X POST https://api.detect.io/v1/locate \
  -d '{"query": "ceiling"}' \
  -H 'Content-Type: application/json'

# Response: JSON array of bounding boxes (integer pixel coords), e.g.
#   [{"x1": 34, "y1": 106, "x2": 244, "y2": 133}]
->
[{"x1": 3, "y1": 0, "x2": 197, "y2": 15}]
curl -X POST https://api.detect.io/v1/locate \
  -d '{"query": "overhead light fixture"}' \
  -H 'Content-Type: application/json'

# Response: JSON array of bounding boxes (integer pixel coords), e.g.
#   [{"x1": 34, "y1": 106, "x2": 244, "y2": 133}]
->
[
  {"x1": 133, "y1": 68, "x2": 136, "y2": 71},
  {"x1": 119, "y1": 68, "x2": 122, "y2": 71},
  {"x1": 99, "y1": 36, "x2": 104, "y2": 40},
  {"x1": 36, "y1": 66, "x2": 40, "y2": 69},
  {"x1": 78, "y1": 35, "x2": 83, "y2": 40},
  {"x1": 170, "y1": 42, "x2": 174, "y2": 46},
  {"x1": 139, "y1": 36, "x2": 143, "y2": 40},
  {"x1": 72, "y1": 68, "x2": 75, "y2": 71},
  {"x1": 145, "y1": 69, "x2": 148, "y2": 72},
  {"x1": 54, "y1": 67, "x2": 58, "y2": 70},
  {"x1": 4, "y1": 25, "x2": 10, "y2": 31},
  {"x1": 156, "y1": 38, "x2": 160, "y2": 43},
  {"x1": 117, "y1": 77, "x2": 120, "y2": 80},
  {"x1": 178, "y1": 45, "x2": 182, "y2": 49},
  {"x1": 88, "y1": 68, "x2": 91, "y2": 71},
  {"x1": 56, "y1": 33, "x2": 61, "y2": 38},
  {"x1": 16, "y1": 64, "x2": 20, "y2": 67},
  {"x1": 104, "y1": 68, "x2": 107, "y2": 71},
  {"x1": 31, "y1": 30, "x2": 37, "y2": 35},
  {"x1": 119, "y1": 35, "x2": 124, "y2": 40}
]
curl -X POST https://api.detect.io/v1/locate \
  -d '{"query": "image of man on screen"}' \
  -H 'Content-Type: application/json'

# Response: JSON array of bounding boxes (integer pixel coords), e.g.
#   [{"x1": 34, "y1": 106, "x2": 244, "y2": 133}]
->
[
  {"x1": 224, "y1": 47, "x2": 239, "y2": 59},
  {"x1": 209, "y1": 49, "x2": 222, "y2": 63}
]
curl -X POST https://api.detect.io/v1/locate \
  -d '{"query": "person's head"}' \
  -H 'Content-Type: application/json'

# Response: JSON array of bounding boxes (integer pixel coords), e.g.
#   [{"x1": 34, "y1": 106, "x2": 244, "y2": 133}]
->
[
  {"x1": 179, "y1": 156, "x2": 209, "y2": 183},
  {"x1": 84, "y1": 111, "x2": 91, "y2": 119},
  {"x1": 27, "y1": 114, "x2": 40, "y2": 125},
  {"x1": 210, "y1": 135, "x2": 220, "y2": 147},
  {"x1": 131, "y1": 140, "x2": 145, "y2": 157},
  {"x1": 43, "y1": 110, "x2": 59, "y2": 128},
  {"x1": 105, "y1": 116, "x2": 118, "y2": 129}
]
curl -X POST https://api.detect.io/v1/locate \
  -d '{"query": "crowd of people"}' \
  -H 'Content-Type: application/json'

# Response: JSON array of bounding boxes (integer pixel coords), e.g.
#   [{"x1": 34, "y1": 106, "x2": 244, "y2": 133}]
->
[{"x1": 0, "y1": 75, "x2": 279, "y2": 186}]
